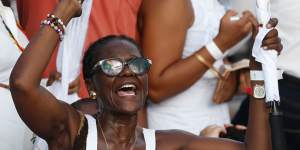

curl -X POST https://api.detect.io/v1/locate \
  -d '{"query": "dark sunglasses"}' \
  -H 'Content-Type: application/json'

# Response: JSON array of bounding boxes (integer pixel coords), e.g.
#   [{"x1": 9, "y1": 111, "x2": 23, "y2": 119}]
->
[{"x1": 92, "y1": 57, "x2": 152, "y2": 76}]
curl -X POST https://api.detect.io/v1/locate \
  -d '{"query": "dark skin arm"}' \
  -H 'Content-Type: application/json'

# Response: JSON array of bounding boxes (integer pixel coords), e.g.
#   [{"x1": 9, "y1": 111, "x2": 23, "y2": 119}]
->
[
  {"x1": 140, "y1": 0, "x2": 258, "y2": 103},
  {"x1": 9, "y1": 0, "x2": 82, "y2": 145},
  {"x1": 182, "y1": 86, "x2": 271, "y2": 150},
  {"x1": 154, "y1": 80, "x2": 269, "y2": 150},
  {"x1": 150, "y1": 19, "x2": 281, "y2": 149}
]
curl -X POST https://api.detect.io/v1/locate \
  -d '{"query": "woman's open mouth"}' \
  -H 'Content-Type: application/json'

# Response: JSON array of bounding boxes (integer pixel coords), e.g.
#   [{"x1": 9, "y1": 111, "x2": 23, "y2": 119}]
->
[{"x1": 117, "y1": 83, "x2": 137, "y2": 97}]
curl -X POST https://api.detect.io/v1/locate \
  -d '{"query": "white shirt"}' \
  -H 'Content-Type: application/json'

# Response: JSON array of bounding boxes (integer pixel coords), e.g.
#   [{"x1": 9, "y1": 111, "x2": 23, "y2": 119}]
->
[
  {"x1": 0, "y1": 3, "x2": 27, "y2": 85},
  {"x1": 0, "y1": 3, "x2": 33, "y2": 150},
  {"x1": 271, "y1": 0, "x2": 300, "y2": 78}
]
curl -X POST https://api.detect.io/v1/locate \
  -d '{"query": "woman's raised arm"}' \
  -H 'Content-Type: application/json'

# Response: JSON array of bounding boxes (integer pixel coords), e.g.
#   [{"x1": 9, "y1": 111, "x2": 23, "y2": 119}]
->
[
  {"x1": 9, "y1": 0, "x2": 82, "y2": 140},
  {"x1": 184, "y1": 20, "x2": 282, "y2": 150}
]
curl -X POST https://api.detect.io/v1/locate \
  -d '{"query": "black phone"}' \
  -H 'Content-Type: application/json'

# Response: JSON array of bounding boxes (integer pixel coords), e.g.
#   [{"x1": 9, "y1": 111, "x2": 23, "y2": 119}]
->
[{"x1": 220, "y1": 126, "x2": 246, "y2": 142}]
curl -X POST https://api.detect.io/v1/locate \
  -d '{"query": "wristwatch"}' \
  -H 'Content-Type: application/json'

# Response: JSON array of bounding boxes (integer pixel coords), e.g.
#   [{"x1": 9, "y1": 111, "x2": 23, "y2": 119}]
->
[{"x1": 253, "y1": 84, "x2": 266, "y2": 99}]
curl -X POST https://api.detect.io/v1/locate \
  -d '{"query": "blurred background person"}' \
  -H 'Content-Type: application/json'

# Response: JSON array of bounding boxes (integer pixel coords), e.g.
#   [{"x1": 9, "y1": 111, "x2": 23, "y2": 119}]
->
[
  {"x1": 220, "y1": 1, "x2": 300, "y2": 149},
  {"x1": 0, "y1": 0, "x2": 33, "y2": 149},
  {"x1": 140, "y1": 0, "x2": 258, "y2": 135}
]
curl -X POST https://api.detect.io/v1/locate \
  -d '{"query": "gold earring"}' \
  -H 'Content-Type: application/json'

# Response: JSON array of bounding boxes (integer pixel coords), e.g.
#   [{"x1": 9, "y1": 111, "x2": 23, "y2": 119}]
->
[{"x1": 89, "y1": 91, "x2": 97, "y2": 100}]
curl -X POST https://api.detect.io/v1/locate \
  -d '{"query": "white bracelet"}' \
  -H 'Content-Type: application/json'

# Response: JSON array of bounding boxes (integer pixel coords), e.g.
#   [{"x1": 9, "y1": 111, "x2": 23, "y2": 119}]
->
[
  {"x1": 250, "y1": 70, "x2": 284, "y2": 81},
  {"x1": 206, "y1": 40, "x2": 224, "y2": 60}
]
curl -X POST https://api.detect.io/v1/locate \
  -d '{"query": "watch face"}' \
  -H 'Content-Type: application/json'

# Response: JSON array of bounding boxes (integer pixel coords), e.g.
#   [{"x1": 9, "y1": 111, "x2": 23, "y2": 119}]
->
[{"x1": 254, "y1": 84, "x2": 265, "y2": 99}]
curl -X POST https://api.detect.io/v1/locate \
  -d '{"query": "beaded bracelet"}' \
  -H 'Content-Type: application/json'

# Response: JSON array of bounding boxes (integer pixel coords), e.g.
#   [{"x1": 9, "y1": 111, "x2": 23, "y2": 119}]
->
[
  {"x1": 47, "y1": 14, "x2": 66, "y2": 31},
  {"x1": 41, "y1": 14, "x2": 66, "y2": 41},
  {"x1": 41, "y1": 20, "x2": 64, "y2": 41}
]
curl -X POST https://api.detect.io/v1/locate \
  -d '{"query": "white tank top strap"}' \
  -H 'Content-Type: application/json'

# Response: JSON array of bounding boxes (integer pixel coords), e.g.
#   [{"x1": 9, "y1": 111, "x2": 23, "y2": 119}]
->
[
  {"x1": 85, "y1": 115, "x2": 98, "y2": 150},
  {"x1": 143, "y1": 128, "x2": 156, "y2": 150}
]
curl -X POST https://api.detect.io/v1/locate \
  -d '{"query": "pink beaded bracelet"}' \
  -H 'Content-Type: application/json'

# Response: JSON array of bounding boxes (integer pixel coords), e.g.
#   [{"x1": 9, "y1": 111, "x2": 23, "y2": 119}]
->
[
  {"x1": 41, "y1": 14, "x2": 66, "y2": 41},
  {"x1": 47, "y1": 14, "x2": 66, "y2": 31}
]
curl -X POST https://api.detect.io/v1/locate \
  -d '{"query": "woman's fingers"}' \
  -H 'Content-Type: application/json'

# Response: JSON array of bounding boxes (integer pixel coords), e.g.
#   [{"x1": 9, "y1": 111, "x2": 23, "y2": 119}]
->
[
  {"x1": 263, "y1": 43, "x2": 283, "y2": 53},
  {"x1": 224, "y1": 124, "x2": 233, "y2": 128},
  {"x1": 68, "y1": 85, "x2": 79, "y2": 95},
  {"x1": 264, "y1": 28, "x2": 278, "y2": 39},
  {"x1": 267, "y1": 18, "x2": 278, "y2": 28},
  {"x1": 243, "y1": 11, "x2": 259, "y2": 36},
  {"x1": 200, "y1": 125, "x2": 227, "y2": 138},
  {"x1": 235, "y1": 125, "x2": 247, "y2": 130},
  {"x1": 262, "y1": 37, "x2": 281, "y2": 47},
  {"x1": 68, "y1": 76, "x2": 80, "y2": 94},
  {"x1": 262, "y1": 27, "x2": 283, "y2": 54},
  {"x1": 244, "y1": 11, "x2": 259, "y2": 27},
  {"x1": 46, "y1": 71, "x2": 61, "y2": 86}
]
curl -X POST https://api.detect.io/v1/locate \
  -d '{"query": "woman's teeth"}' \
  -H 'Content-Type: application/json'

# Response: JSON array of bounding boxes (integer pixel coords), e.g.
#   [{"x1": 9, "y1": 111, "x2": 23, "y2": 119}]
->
[
  {"x1": 120, "y1": 84, "x2": 136, "y2": 89},
  {"x1": 117, "y1": 84, "x2": 136, "y2": 97}
]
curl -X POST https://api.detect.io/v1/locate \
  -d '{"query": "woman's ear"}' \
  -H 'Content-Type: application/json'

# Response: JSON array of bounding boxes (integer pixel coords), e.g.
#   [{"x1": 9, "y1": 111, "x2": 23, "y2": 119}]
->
[{"x1": 85, "y1": 78, "x2": 97, "y2": 99}]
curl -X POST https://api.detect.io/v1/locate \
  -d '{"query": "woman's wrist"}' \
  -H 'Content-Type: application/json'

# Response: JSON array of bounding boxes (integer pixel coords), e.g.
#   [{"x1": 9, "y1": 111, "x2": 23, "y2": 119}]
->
[
  {"x1": 197, "y1": 47, "x2": 216, "y2": 64},
  {"x1": 213, "y1": 35, "x2": 229, "y2": 53},
  {"x1": 205, "y1": 40, "x2": 224, "y2": 60},
  {"x1": 249, "y1": 55, "x2": 265, "y2": 100},
  {"x1": 249, "y1": 56, "x2": 262, "y2": 70}
]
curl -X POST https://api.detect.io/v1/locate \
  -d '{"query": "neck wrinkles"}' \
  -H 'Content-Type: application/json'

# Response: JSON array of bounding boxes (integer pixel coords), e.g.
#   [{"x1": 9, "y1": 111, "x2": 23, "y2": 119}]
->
[{"x1": 98, "y1": 111, "x2": 138, "y2": 147}]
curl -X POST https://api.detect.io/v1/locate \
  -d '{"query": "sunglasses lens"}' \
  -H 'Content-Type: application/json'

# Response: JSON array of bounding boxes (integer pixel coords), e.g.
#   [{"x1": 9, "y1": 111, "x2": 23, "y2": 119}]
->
[
  {"x1": 101, "y1": 59, "x2": 123, "y2": 76},
  {"x1": 129, "y1": 58, "x2": 151, "y2": 75}
]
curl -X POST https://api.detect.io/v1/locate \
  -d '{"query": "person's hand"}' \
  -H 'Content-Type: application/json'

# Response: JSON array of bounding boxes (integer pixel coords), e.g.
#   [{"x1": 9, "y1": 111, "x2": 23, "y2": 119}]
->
[
  {"x1": 59, "y1": 0, "x2": 84, "y2": 18},
  {"x1": 250, "y1": 18, "x2": 283, "y2": 70},
  {"x1": 261, "y1": 18, "x2": 282, "y2": 54},
  {"x1": 220, "y1": 124, "x2": 247, "y2": 141},
  {"x1": 72, "y1": 0, "x2": 84, "y2": 17},
  {"x1": 68, "y1": 75, "x2": 80, "y2": 94},
  {"x1": 46, "y1": 71, "x2": 80, "y2": 95},
  {"x1": 224, "y1": 124, "x2": 247, "y2": 130},
  {"x1": 46, "y1": 71, "x2": 61, "y2": 87},
  {"x1": 214, "y1": 10, "x2": 259, "y2": 52},
  {"x1": 200, "y1": 125, "x2": 227, "y2": 138}
]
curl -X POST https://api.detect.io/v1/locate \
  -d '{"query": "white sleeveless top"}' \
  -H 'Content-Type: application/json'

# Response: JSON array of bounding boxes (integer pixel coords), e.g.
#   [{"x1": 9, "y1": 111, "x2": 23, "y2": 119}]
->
[
  {"x1": 85, "y1": 115, "x2": 156, "y2": 150},
  {"x1": 0, "y1": 5, "x2": 27, "y2": 85},
  {"x1": 147, "y1": 0, "x2": 230, "y2": 135}
]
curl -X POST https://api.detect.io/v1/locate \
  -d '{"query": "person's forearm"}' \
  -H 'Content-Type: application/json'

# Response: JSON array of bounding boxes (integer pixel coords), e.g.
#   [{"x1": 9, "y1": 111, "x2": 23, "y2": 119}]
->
[
  {"x1": 9, "y1": 0, "x2": 81, "y2": 139},
  {"x1": 148, "y1": 47, "x2": 216, "y2": 103},
  {"x1": 10, "y1": 0, "x2": 77, "y2": 88},
  {"x1": 245, "y1": 58, "x2": 271, "y2": 150},
  {"x1": 141, "y1": 0, "x2": 220, "y2": 103}
]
